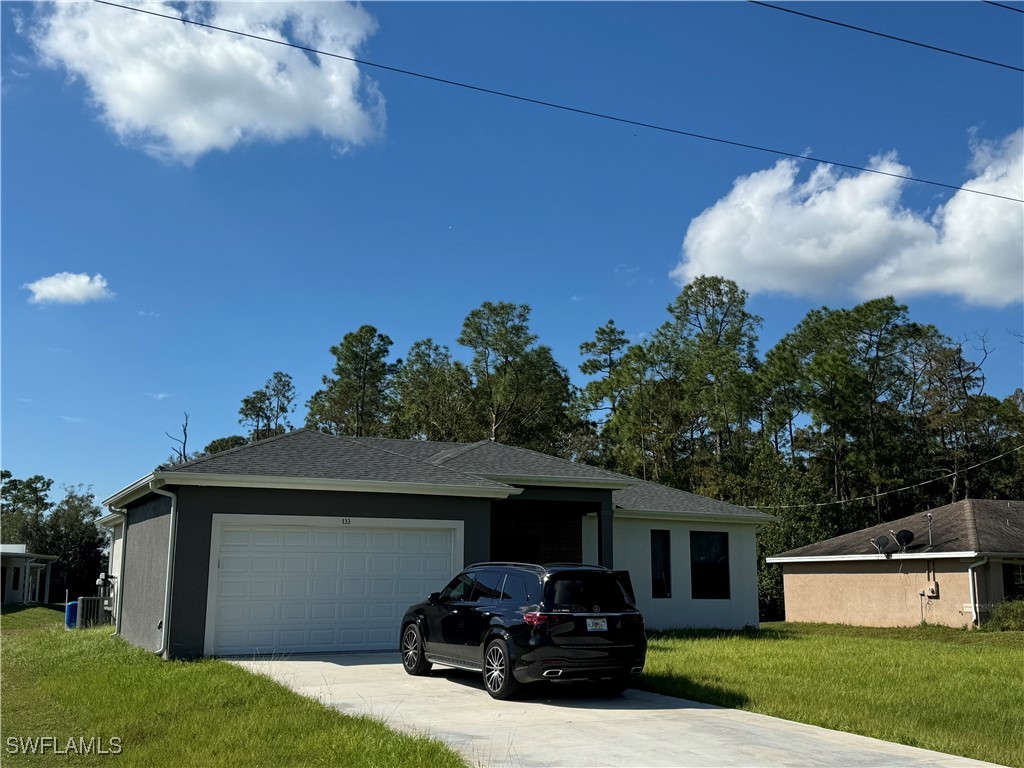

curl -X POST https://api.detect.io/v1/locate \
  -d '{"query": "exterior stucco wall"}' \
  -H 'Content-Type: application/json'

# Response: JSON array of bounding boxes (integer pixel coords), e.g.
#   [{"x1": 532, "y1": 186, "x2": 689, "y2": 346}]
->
[
  {"x1": 781, "y1": 559, "x2": 975, "y2": 627},
  {"x1": 584, "y1": 516, "x2": 760, "y2": 629},
  {"x1": 120, "y1": 495, "x2": 172, "y2": 651},
  {"x1": 164, "y1": 486, "x2": 492, "y2": 659}
]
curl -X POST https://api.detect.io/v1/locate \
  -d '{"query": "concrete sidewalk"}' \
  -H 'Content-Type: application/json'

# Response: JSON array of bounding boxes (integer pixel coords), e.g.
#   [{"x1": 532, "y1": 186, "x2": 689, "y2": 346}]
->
[{"x1": 230, "y1": 653, "x2": 1000, "y2": 768}]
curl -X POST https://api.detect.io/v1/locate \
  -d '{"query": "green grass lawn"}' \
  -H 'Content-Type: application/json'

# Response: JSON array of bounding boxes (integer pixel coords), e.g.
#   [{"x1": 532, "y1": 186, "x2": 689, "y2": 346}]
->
[
  {"x1": 0, "y1": 606, "x2": 465, "y2": 768},
  {"x1": 641, "y1": 621, "x2": 1024, "y2": 767}
]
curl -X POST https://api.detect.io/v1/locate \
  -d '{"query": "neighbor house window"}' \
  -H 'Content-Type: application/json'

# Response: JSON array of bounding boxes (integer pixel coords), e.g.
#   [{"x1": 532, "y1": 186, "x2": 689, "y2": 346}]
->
[
  {"x1": 1004, "y1": 563, "x2": 1024, "y2": 601},
  {"x1": 651, "y1": 530, "x2": 671, "y2": 599},
  {"x1": 11, "y1": 567, "x2": 20, "y2": 592},
  {"x1": 690, "y1": 531, "x2": 730, "y2": 600}
]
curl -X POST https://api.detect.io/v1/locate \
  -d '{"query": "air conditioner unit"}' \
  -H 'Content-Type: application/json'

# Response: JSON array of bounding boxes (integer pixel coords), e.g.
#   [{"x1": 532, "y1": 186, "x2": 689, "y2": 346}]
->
[
  {"x1": 77, "y1": 596, "x2": 113, "y2": 628},
  {"x1": 926, "y1": 582, "x2": 939, "y2": 599}
]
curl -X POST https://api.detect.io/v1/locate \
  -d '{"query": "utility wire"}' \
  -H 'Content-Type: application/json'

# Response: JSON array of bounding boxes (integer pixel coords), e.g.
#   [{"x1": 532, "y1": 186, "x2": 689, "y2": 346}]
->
[
  {"x1": 982, "y1": 0, "x2": 1024, "y2": 14},
  {"x1": 750, "y1": 1, "x2": 1024, "y2": 73},
  {"x1": 750, "y1": 444, "x2": 1024, "y2": 510},
  {"x1": 93, "y1": 0, "x2": 1024, "y2": 205}
]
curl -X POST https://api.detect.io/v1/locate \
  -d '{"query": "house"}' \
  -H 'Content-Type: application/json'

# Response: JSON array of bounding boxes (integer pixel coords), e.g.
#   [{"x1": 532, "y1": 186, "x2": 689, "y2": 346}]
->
[
  {"x1": 766, "y1": 499, "x2": 1024, "y2": 628},
  {"x1": 99, "y1": 430, "x2": 773, "y2": 659},
  {"x1": 1, "y1": 544, "x2": 57, "y2": 605}
]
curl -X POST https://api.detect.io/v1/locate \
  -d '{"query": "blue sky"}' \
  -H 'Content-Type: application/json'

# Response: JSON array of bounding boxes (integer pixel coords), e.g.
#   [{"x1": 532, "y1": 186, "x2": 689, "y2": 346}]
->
[{"x1": 3, "y1": 1, "x2": 1022, "y2": 505}]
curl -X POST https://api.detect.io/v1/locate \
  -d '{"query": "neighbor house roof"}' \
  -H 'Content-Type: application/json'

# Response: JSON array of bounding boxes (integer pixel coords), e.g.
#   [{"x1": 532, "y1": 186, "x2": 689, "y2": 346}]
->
[
  {"x1": 766, "y1": 499, "x2": 1024, "y2": 563},
  {"x1": 0, "y1": 543, "x2": 58, "y2": 561}
]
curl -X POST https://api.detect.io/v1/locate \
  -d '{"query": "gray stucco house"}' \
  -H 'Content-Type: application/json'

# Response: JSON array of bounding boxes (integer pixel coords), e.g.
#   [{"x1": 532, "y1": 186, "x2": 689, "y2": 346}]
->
[{"x1": 100, "y1": 430, "x2": 772, "y2": 659}]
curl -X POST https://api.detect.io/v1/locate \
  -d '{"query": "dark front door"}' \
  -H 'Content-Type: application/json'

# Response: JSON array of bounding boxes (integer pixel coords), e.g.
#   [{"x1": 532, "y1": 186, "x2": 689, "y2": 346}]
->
[
  {"x1": 491, "y1": 504, "x2": 585, "y2": 564},
  {"x1": 1, "y1": 566, "x2": 6, "y2": 603}
]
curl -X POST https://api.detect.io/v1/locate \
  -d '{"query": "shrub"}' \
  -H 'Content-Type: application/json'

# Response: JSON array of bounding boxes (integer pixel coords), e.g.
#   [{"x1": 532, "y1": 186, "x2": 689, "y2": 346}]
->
[{"x1": 982, "y1": 599, "x2": 1024, "y2": 632}]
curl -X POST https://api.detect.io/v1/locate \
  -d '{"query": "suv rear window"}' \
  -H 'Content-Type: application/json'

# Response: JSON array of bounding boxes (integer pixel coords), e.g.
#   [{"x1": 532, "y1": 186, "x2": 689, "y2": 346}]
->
[{"x1": 544, "y1": 572, "x2": 633, "y2": 613}]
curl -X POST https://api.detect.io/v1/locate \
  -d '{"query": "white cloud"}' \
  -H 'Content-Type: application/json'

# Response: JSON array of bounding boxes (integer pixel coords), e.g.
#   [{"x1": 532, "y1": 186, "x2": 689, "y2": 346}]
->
[
  {"x1": 61, "y1": 416, "x2": 88, "y2": 424},
  {"x1": 146, "y1": 392, "x2": 171, "y2": 401},
  {"x1": 23, "y1": 272, "x2": 114, "y2": 304},
  {"x1": 673, "y1": 129, "x2": 1023, "y2": 307},
  {"x1": 25, "y1": 1, "x2": 384, "y2": 163},
  {"x1": 138, "y1": 310, "x2": 160, "y2": 318}
]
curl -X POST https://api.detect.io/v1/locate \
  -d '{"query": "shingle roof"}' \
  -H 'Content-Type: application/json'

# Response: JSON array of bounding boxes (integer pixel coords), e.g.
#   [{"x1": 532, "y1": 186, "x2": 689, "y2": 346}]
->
[
  {"x1": 167, "y1": 430, "x2": 511, "y2": 491},
  {"x1": 430, "y1": 441, "x2": 632, "y2": 484},
  {"x1": 770, "y1": 499, "x2": 1024, "y2": 559},
  {"x1": 348, "y1": 437, "x2": 464, "y2": 462},
  {"x1": 612, "y1": 479, "x2": 773, "y2": 520},
  {"x1": 118, "y1": 431, "x2": 773, "y2": 523}
]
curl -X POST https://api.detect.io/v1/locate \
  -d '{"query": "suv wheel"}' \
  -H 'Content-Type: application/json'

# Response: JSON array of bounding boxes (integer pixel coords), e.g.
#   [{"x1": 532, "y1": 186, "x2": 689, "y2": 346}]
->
[
  {"x1": 401, "y1": 623, "x2": 432, "y2": 676},
  {"x1": 483, "y1": 639, "x2": 521, "y2": 700}
]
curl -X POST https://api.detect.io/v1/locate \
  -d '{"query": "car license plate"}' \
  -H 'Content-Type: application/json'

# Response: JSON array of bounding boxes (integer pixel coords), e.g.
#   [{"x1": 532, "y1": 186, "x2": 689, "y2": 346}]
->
[{"x1": 586, "y1": 618, "x2": 607, "y2": 631}]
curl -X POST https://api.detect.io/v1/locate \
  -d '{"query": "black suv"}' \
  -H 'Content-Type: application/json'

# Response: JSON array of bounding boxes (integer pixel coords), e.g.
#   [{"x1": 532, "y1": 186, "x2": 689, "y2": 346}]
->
[{"x1": 399, "y1": 562, "x2": 646, "y2": 699}]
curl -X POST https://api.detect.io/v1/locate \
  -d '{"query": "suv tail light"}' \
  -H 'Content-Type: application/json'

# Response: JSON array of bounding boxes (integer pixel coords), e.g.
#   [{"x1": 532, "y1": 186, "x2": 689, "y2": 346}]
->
[{"x1": 523, "y1": 612, "x2": 570, "y2": 626}]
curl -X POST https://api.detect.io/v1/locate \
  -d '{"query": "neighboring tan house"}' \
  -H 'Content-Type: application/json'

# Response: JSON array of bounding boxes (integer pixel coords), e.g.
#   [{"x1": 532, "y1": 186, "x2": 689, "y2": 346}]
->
[
  {"x1": 1, "y1": 544, "x2": 58, "y2": 605},
  {"x1": 766, "y1": 499, "x2": 1024, "y2": 628},
  {"x1": 99, "y1": 429, "x2": 773, "y2": 659}
]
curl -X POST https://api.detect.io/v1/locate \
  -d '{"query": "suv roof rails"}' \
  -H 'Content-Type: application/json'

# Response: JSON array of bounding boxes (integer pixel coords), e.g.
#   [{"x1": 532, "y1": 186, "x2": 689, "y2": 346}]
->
[
  {"x1": 542, "y1": 562, "x2": 609, "y2": 570},
  {"x1": 467, "y1": 561, "x2": 546, "y2": 570}
]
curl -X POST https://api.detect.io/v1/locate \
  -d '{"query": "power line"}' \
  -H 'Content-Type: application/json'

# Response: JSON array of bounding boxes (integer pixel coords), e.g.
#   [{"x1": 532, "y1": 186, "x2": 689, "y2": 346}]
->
[
  {"x1": 982, "y1": 1, "x2": 1024, "y2": 14},
  {"x1": 750, "y1": 1, "x2": 1024, "y2": 73},
  {"x1": 93, "y1": 0, "x2": 1024, "y2": 205},
  {"x1": 750, "y1": 444, "x2": 1024, "y2": 510}
]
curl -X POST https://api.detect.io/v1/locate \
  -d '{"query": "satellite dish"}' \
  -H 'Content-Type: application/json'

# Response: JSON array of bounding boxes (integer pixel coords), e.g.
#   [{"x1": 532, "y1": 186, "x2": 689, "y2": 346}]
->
[
  {"x1": 894, "y1": 529, "x2": 915, "y2": 549},
  {"x1": 871, "y1": 535, "x2": 890, "y2": 553}
]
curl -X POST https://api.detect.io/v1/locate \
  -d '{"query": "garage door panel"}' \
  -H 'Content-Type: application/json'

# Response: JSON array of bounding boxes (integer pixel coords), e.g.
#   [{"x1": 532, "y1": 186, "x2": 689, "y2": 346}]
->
[
  {"x1": 342, "y1": 555, "x2": 368, "y2": 573},
  {"x1": 251, "y1": 580, "x2": 279, "y2": 598},
  {"x1": 219, "y1": 580, "x2": 247, "y2": 598},
  {"x1": 310, "y1": 603, "x2": 337, "y2": 620},
  {"x1": 313, "y1": 555, "x2": 337, "y2": 573},
  {"x1": 212, "y1": 521, "x2": 456, "y2": 656},
  {"x1": 220, "y1": 556, "x2": 249, "y2": 573},
  {"x1": 252, "y1": 530, "x2": 281, "y2": 547},
  {"x1": 281, "y1": 602, "x2": 307, "y2": 621},
  {"x1": 314, "y1": 531, "x2": 339, "y2": 548},
  {"x1": 343, "y1": 532, "x2": 369, "y2": 549},
  {"x1": 284, "y1": 530, "x2": 310, "y2": 547},
  {"x1": 312, "y1": 577, "x2": 339, "y2": 597}
]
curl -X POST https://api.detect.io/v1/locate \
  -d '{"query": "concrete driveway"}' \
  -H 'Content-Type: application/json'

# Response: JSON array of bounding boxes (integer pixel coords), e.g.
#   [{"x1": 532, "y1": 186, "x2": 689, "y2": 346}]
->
[{"x1": 230, "y1": 653, "x2": 998, "y2": 768}]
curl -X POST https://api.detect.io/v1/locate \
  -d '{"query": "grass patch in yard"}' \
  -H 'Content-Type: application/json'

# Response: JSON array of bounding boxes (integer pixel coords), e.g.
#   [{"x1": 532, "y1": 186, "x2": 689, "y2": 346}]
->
[
  {"x1": 1, "y1": 607, "x2": 465, "y2": 768},
  {"x1": 0, "y1": 604, "x2": 66, "y2": 635},
  {"x1": 641, "y1": 621, "x2": 1024, "y2": 767}
]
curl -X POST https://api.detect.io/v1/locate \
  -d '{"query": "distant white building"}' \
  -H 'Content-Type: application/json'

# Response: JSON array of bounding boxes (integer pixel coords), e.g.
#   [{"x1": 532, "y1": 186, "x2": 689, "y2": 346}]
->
[{"x1": 1, "y1": 544, "x2": 58, "y2": 605}]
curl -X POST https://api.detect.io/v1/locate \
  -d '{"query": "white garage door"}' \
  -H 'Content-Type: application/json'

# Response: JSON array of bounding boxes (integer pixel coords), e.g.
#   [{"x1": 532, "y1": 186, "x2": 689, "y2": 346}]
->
[{"x1": 206, "y1": 516, "x2": 459, "y2": 656}]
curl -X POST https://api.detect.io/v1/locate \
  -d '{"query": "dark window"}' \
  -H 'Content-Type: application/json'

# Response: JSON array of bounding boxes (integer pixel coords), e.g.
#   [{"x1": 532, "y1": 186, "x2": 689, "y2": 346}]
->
[
  {"x1": 470, "y1": 571, "x2": 505, "y2": 604},
  {"x1": 651, "y1": 530, "x2": 671, "y2": 599},
  {"x1": 440, "y1": 573, "x2": 475, "y2": 601},
  {"x1": 691, "y1": 531, "x2": 730, "y2": 600},
  {"x1": 500, "y1": 574, "x2": 530, "y2": 605},
  {"x1": 545, "y1": 573, "x2": 631, "y2": 612},
  {"x1": 1004, "y1": 563, "x2": 1024, "y2": 601},
  {"x1": 11, "y1": 567, "x2": 20, "y2": 591}
]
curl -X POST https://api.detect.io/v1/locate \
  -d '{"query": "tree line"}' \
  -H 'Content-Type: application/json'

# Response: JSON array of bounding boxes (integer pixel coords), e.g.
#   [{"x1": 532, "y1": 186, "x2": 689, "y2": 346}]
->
[{"x1": 188, "y1": 276, "x2": 1024, "y2": 618}]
